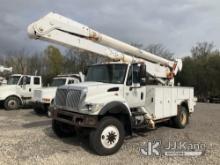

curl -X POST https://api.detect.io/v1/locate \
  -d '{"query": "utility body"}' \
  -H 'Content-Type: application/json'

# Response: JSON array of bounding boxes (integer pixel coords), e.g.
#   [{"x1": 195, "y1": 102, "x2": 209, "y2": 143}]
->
[{"x1": 28, "y1": 13, "x2": 197, "y2": 155}]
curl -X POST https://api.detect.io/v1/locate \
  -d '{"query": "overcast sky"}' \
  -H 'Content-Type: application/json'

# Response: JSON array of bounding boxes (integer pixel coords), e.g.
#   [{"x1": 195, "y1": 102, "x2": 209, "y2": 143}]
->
[{"x1": 0, "y1": 0, "x2": 219, "y2": 57}]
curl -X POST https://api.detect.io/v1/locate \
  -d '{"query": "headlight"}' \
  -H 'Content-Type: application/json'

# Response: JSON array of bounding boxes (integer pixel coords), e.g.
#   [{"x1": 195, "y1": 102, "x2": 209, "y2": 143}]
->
[{"x1": 85, "y1": 103, "x2": 104, "y2": 113}]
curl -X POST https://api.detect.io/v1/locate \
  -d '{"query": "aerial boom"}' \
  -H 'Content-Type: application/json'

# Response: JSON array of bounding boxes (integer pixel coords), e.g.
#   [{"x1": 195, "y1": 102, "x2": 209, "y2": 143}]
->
[
  {"x1": 0, "y1": 65, "x2": 12, "y2": 73},
  {"x1": 28, "y1": 12, "x2": 182, "y2": 83}
]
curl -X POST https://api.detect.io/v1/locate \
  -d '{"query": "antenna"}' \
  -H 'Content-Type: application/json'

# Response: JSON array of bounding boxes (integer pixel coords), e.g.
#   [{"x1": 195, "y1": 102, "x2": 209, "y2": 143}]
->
[{"x1": 34, "y1": 70, "x2": 38, "y2": 76}]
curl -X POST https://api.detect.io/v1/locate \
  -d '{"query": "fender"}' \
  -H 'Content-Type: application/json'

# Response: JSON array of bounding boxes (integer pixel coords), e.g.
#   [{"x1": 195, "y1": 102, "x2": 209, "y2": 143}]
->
[
  {"x1": 99, "y1": 101, "x2": 133, "y2": 135},
  {"x1": 176, "y1": 100, "x2": 192, "y2": 115},
  {"x1": 180, "y1": 100, "x2": 189, "y2": 109},
  {"x1": 0, "y1": 92, "x2": 22, "y2": 102},
  {"x1": 99, "y1": 101, "x2": 131, "y2": 116},
  {"x1": 5, "y1": 94, "x2": 23, "y2": 104}
]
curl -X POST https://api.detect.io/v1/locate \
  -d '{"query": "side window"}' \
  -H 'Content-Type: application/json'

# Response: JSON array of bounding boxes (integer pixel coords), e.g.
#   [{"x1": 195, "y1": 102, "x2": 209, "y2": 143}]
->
[
  {"x1": 126, "y1": 64, "x2": 140, "y2": 86},
  {"x1": 19, "y1": 77, "x2": 23, "y2": 85},
  {"x1": 26, "y1": 76, "x2": 31, "y2": 85},
  {"x1": 133, "y1": 66, "x2": 140, "y2": 84},
  {"x1": 34, "y1": 77, "x2": 40, "y2": 85},
  {"x1": 19, "y1": 76, "x2": 31, "y2": 85},
  {"x1": 68, "y1": 80, "x2": 75, "y2": 84}
]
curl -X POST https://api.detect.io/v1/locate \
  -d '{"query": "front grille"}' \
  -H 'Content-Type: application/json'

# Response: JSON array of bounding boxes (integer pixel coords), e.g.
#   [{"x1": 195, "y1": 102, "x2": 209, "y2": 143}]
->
[
  {"x1": 55, "y1": 88, "x2": 68, "y2": 106},
  {"x1": 34, "y1": 90, "x2": 42, "y2": 100},
  {"x1": 55, "y1": 88, "x2": 82, "y2": 110},
  {"x1": 66, "y1": 90, "x2": 81, "y2": 109}
]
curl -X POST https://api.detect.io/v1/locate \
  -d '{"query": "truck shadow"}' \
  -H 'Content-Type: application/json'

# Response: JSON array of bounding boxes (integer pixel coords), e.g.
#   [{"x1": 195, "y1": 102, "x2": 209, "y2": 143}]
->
[
  {"x1": 129, "y1": 122, "x2": 173, "y2": 138},
  {"x1": 25, "y1": 110, "x2": 48, "y2": 117},
  {"x1": 22, "y1": 119, "x2": 95, "y2": 154},
  {"x1": 22, "y1": 119, "x2": 51, "y2": 128},
  {"x1": 0, "y1": 101, "x2": 4, "y2": 109},
  {"x1": 43, "y1": 127, "x2": 95, "y2": 155},
  {"x1": 0, "y1": 103, "x2": 35, "y2": 111}
]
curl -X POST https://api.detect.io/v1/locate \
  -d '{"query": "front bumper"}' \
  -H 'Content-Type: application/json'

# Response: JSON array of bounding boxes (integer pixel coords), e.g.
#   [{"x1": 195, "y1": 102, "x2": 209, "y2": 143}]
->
[
  {"x1": 33, "y1": 101, "x2": 50, "y2": 108},
  {"x1": 51, "y1": 108, "x2": 98, "y2": 128}
]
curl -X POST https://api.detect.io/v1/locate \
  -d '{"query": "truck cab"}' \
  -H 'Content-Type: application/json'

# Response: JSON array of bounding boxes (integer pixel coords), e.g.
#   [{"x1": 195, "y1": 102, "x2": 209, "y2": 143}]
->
[
  {"x1": 33, "y1": 74, "x2": 84, "y2": 116},
  {"x1": 0, "y1": 74, "x2": 42, "y2": 110}
]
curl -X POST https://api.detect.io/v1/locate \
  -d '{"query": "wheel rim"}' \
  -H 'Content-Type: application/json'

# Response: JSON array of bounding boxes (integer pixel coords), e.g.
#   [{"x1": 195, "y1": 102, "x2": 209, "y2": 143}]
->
[
  {"x1": 180, "y1": 111, "x2": 187, "y2": 125},
  {"x1": 8, "y1": 99, "x2": 17, "y2": 109},
  {"x1": 100, "y1": 125, "x2": 120, "y2": 149}
]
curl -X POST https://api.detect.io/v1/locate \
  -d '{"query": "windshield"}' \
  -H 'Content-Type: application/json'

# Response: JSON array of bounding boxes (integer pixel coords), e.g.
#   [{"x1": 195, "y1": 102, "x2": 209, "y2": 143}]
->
[
  {"x1": 51, "y1": 78, "x2": 66, "y2": 87},
  {"x1": 86, "y1": 64, "x2": 127, "y2": 84},
  {"x1": 7, "y1": 76, "x2": 21, "y2": 85}
]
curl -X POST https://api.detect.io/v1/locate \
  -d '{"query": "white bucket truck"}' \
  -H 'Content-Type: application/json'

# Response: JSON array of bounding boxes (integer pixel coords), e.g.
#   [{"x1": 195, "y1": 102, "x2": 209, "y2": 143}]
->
[{"x1": 28, "y1": 13, "x2": 196, "y2": 155}]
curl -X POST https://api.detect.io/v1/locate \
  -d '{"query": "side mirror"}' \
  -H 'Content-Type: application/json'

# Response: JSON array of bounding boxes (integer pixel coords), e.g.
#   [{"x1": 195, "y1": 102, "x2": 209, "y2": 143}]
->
[
  {"x1": 139, "y1": 64, "x2": 147, "y2": 85},
  {"x1": 84, "y1": 67, "x2": 88, "y2": 76}
]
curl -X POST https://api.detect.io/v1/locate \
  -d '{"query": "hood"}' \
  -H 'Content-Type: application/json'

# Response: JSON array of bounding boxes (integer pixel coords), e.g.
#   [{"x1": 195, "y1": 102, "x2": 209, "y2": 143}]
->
[
  {"x1": 0, "y1": 85, "x2": 17, "y2": 92},
  {"x1": 59, "y1": 81, "x2": 124, "y2": 104},
  {"x1": 34, "y1": 87, "x2": 57, "y2": 99},
  {"x1": 67, "y1": 81, "x2": 116, "y2": 89},
  {"x1": 39, "y1": 87, "x2": 57, "y2": 93}
]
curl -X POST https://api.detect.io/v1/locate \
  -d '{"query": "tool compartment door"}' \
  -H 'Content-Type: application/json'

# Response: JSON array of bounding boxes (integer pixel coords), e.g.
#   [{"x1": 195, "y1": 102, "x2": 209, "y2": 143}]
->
[
  {"x1": 145, "y1": 86, "x2": 177, "y2": 120},
  {"x1": 162, "y1": 87, "x2": 173, "y2": 118}
]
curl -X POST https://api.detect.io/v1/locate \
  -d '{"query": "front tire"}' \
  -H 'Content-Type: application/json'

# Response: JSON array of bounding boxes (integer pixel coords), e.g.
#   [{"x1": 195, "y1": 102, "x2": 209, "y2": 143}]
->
[
  {"x1": 172, "y1": 106, "x2": 189, "y2": 129},
  {"x1": 33, "y1": 104, "x2": 49, "y2": 116},
  {"x1": 4, "y1": 96, "x2": 21, "y2": 110},
  {"x1": 34, "y1": 107, "x2": 46, "y2": 114},
  {"x1": 89, "y1": 117, "x2": 125, "y2": 155},
  {"x1": 52, "y1": 120, "x2": 75, "y2": 138}
]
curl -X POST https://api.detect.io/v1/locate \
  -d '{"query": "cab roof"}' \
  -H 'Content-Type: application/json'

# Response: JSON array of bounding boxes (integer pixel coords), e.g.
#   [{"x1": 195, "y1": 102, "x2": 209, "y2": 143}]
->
[{"x1": 10, "y1": 74, "x2": 40, "y2": 77}]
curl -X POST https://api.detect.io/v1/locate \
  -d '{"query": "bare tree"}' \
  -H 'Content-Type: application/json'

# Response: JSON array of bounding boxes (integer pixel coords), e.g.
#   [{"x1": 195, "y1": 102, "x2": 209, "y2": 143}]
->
[
  {"x1": 145, "y1": 43, "x2": 173, "y2": 60},
  {"x1": 191, "y1": 42, "x2": 215, "y2": 58},
  {"x1": 4, "y1": 49, "x2": 29, "y2": 74}
]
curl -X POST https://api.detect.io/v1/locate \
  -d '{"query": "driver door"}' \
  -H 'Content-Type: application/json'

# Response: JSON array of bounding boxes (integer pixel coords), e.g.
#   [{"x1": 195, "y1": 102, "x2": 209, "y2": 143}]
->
[
  {"x1": 17, "y1": 76, "x2": 32, "y2": 98},
  {"x1": 124, "y1": 64, "x2": 146, "y2": 108}
]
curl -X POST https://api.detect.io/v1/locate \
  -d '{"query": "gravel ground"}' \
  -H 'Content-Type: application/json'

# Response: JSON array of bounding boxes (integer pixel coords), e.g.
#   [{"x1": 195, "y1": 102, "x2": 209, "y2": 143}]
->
[{"x1": 0, "y1": 103, "x2": 219, "y2": 165}]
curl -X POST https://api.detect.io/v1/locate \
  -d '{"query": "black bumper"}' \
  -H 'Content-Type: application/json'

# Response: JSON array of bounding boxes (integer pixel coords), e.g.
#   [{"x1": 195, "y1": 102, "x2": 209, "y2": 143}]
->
[
  {"x1": 51, "y1": 109, "x2": 98, "y2": 128},
  {"x1": 33, "y1": 101, "x2": 49, "y2": 109}
]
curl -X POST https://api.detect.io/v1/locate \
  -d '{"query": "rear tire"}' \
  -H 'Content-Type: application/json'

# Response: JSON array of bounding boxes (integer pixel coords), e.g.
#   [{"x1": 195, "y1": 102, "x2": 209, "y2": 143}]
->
[
  {"x1": 4, "y1": 96, "x2": 21, "y2": 110},
  {"x1": 172, "y1": 106, "x2": 189, "y2": 129},
  {"x1": 52, "y1": 120, "x2": 75, "y2": 138},
  {"x1": 89, "y1": 117, "x2": 125, "y2": 155}
]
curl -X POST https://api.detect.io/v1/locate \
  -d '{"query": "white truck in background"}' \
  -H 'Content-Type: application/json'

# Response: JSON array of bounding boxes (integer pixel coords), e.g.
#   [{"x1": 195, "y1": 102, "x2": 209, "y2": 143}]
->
[
  {"x1": 0, "y1": 74, "x2": 42, "y2": 110},
  {"x1": 28, "y1": 13, "x2": 197, "y2": 155},
  {"x1": 33, "y1": 73, "x2": 84, "y2": 116}
]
